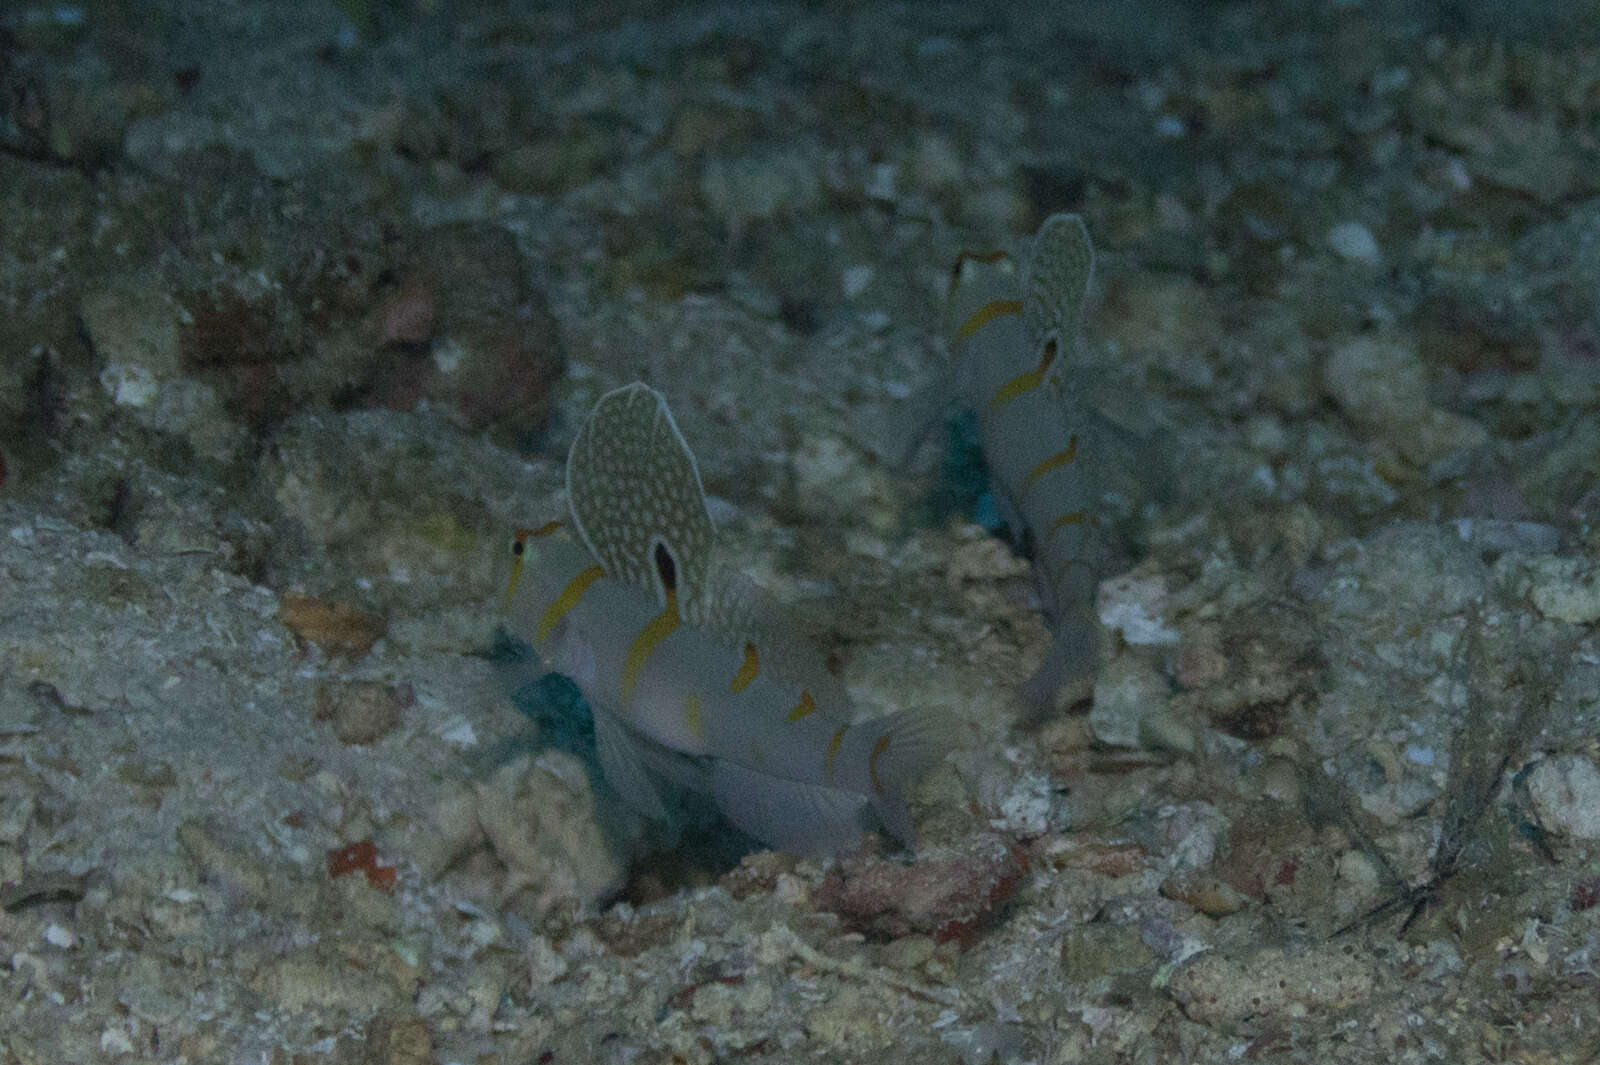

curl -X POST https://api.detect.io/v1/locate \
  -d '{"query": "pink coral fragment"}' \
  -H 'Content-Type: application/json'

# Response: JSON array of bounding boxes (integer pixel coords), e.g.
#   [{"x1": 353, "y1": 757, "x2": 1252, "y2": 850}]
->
[{"x1": 815, "y1": 834, "x2": 1028, "y2": 945}]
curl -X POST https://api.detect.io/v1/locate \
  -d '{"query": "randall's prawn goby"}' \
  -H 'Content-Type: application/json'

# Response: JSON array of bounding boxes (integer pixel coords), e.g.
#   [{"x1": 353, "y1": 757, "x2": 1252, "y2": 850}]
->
[{"x1": 503, "y1": 383, "x2": 955, "y2": 856}]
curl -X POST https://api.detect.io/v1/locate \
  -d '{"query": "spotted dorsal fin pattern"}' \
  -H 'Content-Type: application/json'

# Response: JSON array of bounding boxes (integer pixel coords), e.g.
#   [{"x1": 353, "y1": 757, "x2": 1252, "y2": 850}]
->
[
  {"x1": 1021, "y1": 213, "x2": 1095, "y2": 365},
  {"x1": 566, "y1": 383, "x2": 715, "y2": 620}
]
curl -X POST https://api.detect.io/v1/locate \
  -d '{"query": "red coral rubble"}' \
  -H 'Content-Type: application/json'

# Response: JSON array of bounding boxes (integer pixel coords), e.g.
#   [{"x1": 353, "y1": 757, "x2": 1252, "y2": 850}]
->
[
  {"x1": 815, "y1": 834, "x2": 1029, "y2": 945},
  {"x1": 327, "y1": 839, "x2": 396, "y2": 892}
]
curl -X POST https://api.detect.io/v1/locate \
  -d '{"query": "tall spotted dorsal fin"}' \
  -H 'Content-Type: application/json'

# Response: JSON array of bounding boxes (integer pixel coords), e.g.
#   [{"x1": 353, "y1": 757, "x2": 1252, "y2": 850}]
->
[
  {"x1": 1021, "y1": 213, "x2": 1095, "y2": 362},
  {"x1": 566, "y1": 383, "x2": 715, "y2": 619}
]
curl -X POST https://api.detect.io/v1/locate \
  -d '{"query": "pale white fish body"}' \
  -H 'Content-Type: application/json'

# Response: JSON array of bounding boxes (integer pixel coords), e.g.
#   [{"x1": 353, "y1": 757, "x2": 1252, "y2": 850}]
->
[
  {"x1": 947, "y1": 214, "x2": 1108, "y2": 712},
  {"x1": 503, "y1": 383, "x2": 952, "y2": 855},
  {"x1": 509, "y1": 533, "x2": 716, "y2": 756}
]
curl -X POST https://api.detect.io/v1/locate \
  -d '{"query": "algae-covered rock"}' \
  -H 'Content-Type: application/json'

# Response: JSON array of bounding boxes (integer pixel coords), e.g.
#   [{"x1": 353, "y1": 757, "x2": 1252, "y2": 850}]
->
[
  {"x1": 1059, "y1": 921, "x2": 1156, "y2": 986},
  {"x1": 1089, "y1": 653, "x2": 1172, "y2": 749},
  {"x1": 1323, "y1": 335, "x2": 1487, "y2": 469},
  {"x1": 313, "y1": 679, "x2": 406, "y2": 745},
  {"x1": 492, "y1": 123, "x2": 615, "y2": 196},
  {"x1": 700, "y1": 150, "x2": 822, "y2": 232},
  {"x1": 1101, "y1": 273, "x2": 1222, "y2": 392},
  {"x1": 82, "y1": 283, "x2": 182, "y2": 392}
]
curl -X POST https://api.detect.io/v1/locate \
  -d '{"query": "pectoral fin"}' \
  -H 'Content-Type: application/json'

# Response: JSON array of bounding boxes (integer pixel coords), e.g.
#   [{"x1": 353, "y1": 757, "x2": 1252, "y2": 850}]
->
[
  {"x1": 1018, "y1": 610, "x2": 1100, "y2": 722},
  {"x1": 709, "y1": 761, "x2": 870, "y2": 857},
  {"x1": 592, "y1": 707, "x2": 669, "y2": 821},
  {"x1": 888, "y1": 375, "x2": 961, "y2": 472}
]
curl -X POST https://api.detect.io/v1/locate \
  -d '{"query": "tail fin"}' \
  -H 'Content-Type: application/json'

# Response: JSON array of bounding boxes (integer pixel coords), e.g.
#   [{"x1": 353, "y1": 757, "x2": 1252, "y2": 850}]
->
[
  {"x1": 1018, "y1": 610, "x2": 1100, "y2": 723},
  {"x1": 709, "y1": 762, "x2": 871, "y2": 858},
  {"x1": 708, "y1": 708, "x2": 961, "y2": 857}
]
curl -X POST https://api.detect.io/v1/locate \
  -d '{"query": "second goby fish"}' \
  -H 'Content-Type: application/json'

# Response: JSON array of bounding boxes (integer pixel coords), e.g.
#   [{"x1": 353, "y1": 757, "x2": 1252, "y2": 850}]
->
[{"x1": 945, "y1": 214, "x2": 1118, "y2": 714}]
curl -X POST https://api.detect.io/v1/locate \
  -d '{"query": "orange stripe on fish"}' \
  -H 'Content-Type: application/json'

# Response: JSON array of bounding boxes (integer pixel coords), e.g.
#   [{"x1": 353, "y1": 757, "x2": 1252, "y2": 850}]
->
[
  {"x1": 957, "y1": 298, "x2": 1024, "y2": 341},
  {"x1": 731, "y1": 642, "x2": 759, "y2": 693},
  {"x1": 683, "y1": 693, "x2": 705, "y2": 743},
  {"x1": 1026, "y1": 435, "x2": 1078, "y2": 487},
  {"x1": 621, "y1": 589, "x2": 682, "y2": 708},
  {"x1": 823, "y1": 726, "x2": 847, "y2": 781},
  {"x1": 987, "y1": 339, "x2": 1057, "y2": 411},
  {"x1": 950, "y1": 248, "x2": 1010, "y2": 285},
  {"x1": 1047, "y1": 510, "x2": 1087, "y2": 537},
  {"x1": 529, "y1": 520, "x2": 564, "y2": 538},
  {"x1": 868, "y1": 733, "x2": 892, "y2": 795},
  {"x1": 534, "y1": 564, "x2": 606, "y2": 642},
  {"x1": 786, "y1": 689, "x2": 817, "y2": 723}
]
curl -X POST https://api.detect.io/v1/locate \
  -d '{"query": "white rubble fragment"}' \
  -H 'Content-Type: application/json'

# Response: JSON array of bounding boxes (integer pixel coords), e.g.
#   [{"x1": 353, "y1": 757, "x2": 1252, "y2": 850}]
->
[
  {"x1": 437, "y1": 716, "x2": 478, "y2": 748},
  {"x1": 1098, "y1": 575, "x2": 1180, "y2": 645},
  {"x1": 864, "y1": 162, "x2": 897, "y2": 202},
  {"x1": 1525, "y1": 755, "x2": 1600, "y2": 840},
  {"x1": 100, "y1": 1027, "x2": 136, "y2": 1054},
  {"x1": 99, "y1": 362, "x2": 160, "y2": 407},
  {"x1": 473, "y1": 751, "x2": 625, "y2": 912},
  {"x1": 1511, "y1": 555, "x2": 1600, "y2": 625},
  {"x1": 994, "y1": 771, "x2": 1053, "y2": 837},
  {"x1": 1327, "y1": 221, "x2": 1380, "y2": 264},
  {"x1": 1453, "y1": 518, "x2": 1559, "y2": 554},
  {"x1": 842, "y1": 264, "x2": 874, "y2": 298}
]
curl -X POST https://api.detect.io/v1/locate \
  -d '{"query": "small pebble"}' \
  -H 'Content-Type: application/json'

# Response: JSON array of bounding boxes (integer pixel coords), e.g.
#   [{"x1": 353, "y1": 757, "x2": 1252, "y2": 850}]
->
[
  {"x1": 1524, "y1": 755, "x2": 1600, "y2": 840},
  {"x1": 1327, "y1": 221, "x2": 1380, "y2": 265},
  {"x1": 1160, "y1": 873, "x2": 1246, "y2": 917},
  {"x1": 351, "y1": 1011, "x2": 433, "y2": 1065},
  {"x1": 1510, "y1": 556, "x2": 1600, "y2": 625},
  {"x1": 315, "y1": 680, "x2": 404, "y2": 746},
  {"x1": 279, "y1": 594, "x2": 386, "y2": 658},
  {"x1": 879, "y1": 935, "x2": 936, "y2": 971},
  {"x1": 816, "y1": 834, "x2": 1028, "y2": 944},
  {"x1": 1170, "y1": 944, "x2": 1376, "y2": 1026},
  {"x1": 377, "y1": 281, "x2": 435, "y2": 346},
  {"x1": 100, "y1": 1028, "x2": 136, "y2": 1055},
  {"x1": 842, "y1": 264, "x2": 874, "y2": 299}
]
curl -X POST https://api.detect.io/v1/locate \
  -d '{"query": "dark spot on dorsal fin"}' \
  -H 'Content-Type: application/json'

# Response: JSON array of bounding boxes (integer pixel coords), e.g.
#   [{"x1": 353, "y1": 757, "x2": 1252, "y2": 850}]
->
[
  {"x1": 653, "y1": 540, "x2": 678, "y2": 594},
  {"x1": 951, "y1": 248, "x2": 1009, "y2": 285}
]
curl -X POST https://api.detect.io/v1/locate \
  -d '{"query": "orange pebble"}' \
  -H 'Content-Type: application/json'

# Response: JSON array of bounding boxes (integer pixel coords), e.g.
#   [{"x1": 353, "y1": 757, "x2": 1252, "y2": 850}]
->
[
  {"x1": 279, "y1": 595, "x2": 386, "y2": 658},
  {"x1": 326, "y1": 839, "x2": 396, "y2": 891},
  {"x1": 327, "y1": 840, "x2": 378, "y2": 879}
]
